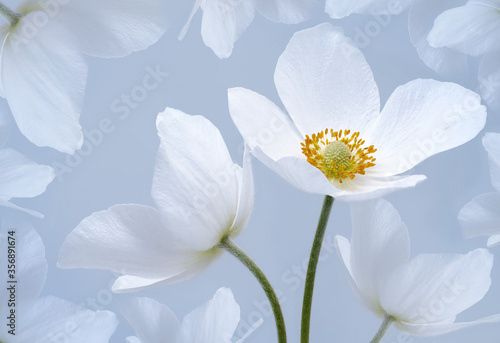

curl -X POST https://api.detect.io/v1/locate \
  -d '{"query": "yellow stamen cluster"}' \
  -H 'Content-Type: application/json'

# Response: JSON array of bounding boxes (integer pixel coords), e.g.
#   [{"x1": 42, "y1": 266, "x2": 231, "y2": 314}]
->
[{"x1": 300, "y1": 129, "x2": 377, "y2": 183}]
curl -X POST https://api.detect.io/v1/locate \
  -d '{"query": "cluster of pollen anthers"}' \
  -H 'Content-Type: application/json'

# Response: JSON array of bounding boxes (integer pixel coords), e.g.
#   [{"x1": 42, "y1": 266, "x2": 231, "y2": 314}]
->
[{"x1": 300, "y1": 129, "x2": 377, "y2": 183}]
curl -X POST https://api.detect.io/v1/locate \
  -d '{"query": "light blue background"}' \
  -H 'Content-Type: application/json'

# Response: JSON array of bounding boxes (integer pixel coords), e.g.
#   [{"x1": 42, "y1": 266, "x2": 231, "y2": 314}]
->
[{"x1": 1, "y1": 0, "x2": 499, "y2": 342}]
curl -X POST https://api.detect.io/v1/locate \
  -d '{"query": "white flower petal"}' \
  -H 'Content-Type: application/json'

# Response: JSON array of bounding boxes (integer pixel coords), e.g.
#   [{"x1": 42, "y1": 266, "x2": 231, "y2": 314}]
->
[
  {"x1": 126, "y1": 337, "x2": 142, "y2": 343},
  {"x1": 483, "y1": 132, "x2": 500, "y2": 191},
  {"x1": 0, "y1": 296, "x2": 118, "y2": 343},
  {"x1": 0, "y1": 148, "x2": 54, "y2": 199},
  {"x1": 478, "y1": 51, "x2": 500, "y2": 109},
  {"x1": 228, "y1": 87, "x2": 303, "y2": 161},
  {"x1": 0, "y1": 198, "x2": 44, "y2": 218},
  {"x1": 408, "y1": 0, "x2": 469, "y2": 78},
  {"x1": 332, "y1": 174, "x2": 427, "y2": 201},
  {"x1": 0, "y1": 220, "x2": 46, "y2": 303},
  {"x1": 487, "y1": 234, "x2": 500, "y2": 247},
  {"x1": 459, "y1": 192, "x2": 500, "y2": 239},
  {"x1": 2, "y1": 12, "x2": 86, "y2": 153},
  {"x1": 153, "y1": 108, "x2": 240, "y2": 251},
  {"x1": 274, "y1": 23, "x2": 380, "y2": 136},
  {"x1": 58, "y1": 204, "x2": 203, "y2": 279},
  {"x1": 370, "y1": 79, "x2": 486, "y2": 176},
  {"x1": 181, "y1": 287, "x2": 240, "y2": 342},
  {"x1": 200, "y1": 0, "x2": 256, "y2": 58},
  {"x1": 57, "y1": 0, "x2": 169, "y2": 58},
  {"x1": 178, "y1": 0, "x2": 204, "y2": 40},
  {"x1": 325, "y1": 0, "x2": 417, "y2": 19},
  {"x1": 335, "y1": 235, "x2": 382, "y2": 315},
  {"x1": 397, "y1": 314, "x2": 500, "y2": 336},
  {"x1": 348, "y1": 199, "x2": 410, "y2": 312},
  {"x1": 229, "y1": 146, "x2": 254, "y2": 238},
  {"x1": 112, "y1": 252, "x2": 220, "y2": 293},
  {"x1": 121, "y1": 297, "x2": 180, "y2": 343},
  {"x1": 428, "y1": 3, "x2": 500, "y2": 56},
  {"x1": 381, "y1": 249, "x2": 494, "y2": 324},
  {"x1": 256, "y1": 0, "x2": 319, "y2": 23}
]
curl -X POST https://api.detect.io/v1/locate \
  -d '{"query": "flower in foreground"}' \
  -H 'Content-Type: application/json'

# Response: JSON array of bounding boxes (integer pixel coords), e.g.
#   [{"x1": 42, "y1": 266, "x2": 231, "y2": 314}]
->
[
  {"x1": 335, "y1": 198, "x2": 500, "y2": 337},
  {"x1": 178, "y1": 0, "x2": 320, "y2": 58},
  {"x1": 459, "y1": 132, "x2": 500, "y2": 247},
  {"x1": 122, "y1": 287, "x2": 257, "y2": 343},
  {"x1": 0, "y1": 111, "x2": 54, "y2": 217},
  {"x1": 0, "y1": 0, "x2": 169, "y2": 153},
  {"x1": 58, "y1": 107, "x2": 254, "y2": 292},
  {"x1": 0, "y1": 218, "x2": 118, "y2": 342},
  {"x1": 228, "y1": 23, "x2": 486, "y2": 201},
  {"x1": 426, "y1": 0, "x2": 500, "y2": 108}
]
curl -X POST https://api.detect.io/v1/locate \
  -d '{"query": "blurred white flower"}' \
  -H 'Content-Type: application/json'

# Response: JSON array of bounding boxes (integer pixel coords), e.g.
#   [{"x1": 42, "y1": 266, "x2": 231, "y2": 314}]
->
[
  {"x1": 423, "y1": 0, "x2": 500, "y2": 108},
  {"x1": 459, "y1": 132, "x2": 500, "y2": 247},
  {"x1": 325, "y1": 0, "x2": 418, "y2": 18},
  {"x1": 0, "y1": 0, "x2": 169, "y2": 153},
  {"x1": 0, "y1": 218, "x2": 118, "y2": 342},
  {"x1": 0, "y1": 111, "x2": 54, "y2": 217},
  {"x1": 178, "y1": 0, "x2": 320, "y2": 58},
  {"x1": 58, "y1": 108, "x2": 254, "y2": 292},
  {"x1": 122, "y1": 287, "x2": 257, "y2": 343},
  {"x1": 229, "y1": 23, "x2": 486, "y2": 201},
  {"x1": 335, "y1": 198, "x2": 500, "y2": 337}
]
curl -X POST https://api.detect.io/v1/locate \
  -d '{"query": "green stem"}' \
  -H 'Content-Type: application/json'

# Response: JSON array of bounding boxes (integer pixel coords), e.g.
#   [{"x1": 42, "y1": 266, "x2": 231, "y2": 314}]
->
[
  {"x1": 0, "y1": 2, "x2": 21, "y2": 26},
  {"x1": 219, "y1": 236, "x2": 287, "y2": 343},
  {"x1": 300, "y1": 195, "x2": 335, "y2": 343},
  {"x1": 370, "y1": 315, "x2": 395, "y2": 343}
]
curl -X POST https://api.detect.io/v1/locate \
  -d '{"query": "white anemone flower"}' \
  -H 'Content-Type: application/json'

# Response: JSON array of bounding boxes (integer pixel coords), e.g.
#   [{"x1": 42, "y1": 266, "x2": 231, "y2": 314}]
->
[
  {"x1": 335, "y1": 198, "x2": 500, "y2": 337},
  {"x1": 178, "y1": 0, "x2": 320, "y2": 58},
  {"x1": 228, "y1": 23, "x2": 486, "y2": 201},
  {"x1": 122, "y1": 287, "x2": 258, "y2": 343},
  {"x1": 426, "y1": 0, "x2": 500, "y2": 108},
  {"x1": 459, "y1": 132, "x2": 500, "y2": 247},
  {"x1": 325, "y1": 0, "x2": 419, "y2": 19},
  {"x1": 0, "y1": 0, "x2": 169, "y2": 153},
  {"x1": 0, "y1": 218, "x2": 118, "y2": 342},
  {"x1": 0, "y1": 111, "x2": 54, "y2": 217},
  {"x1": 58, "y1": 107, "x2": 254, "y2": 293}
]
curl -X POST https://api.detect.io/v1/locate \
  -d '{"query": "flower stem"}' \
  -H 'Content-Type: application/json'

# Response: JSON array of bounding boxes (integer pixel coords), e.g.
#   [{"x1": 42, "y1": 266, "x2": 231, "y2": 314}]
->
[
  {"x1": 300, "y1": 195, "x2": 335, "y2": 343},
  {"x1": 370, "y1": 315, "x2": 395, "y2": 343},
  {"x1": 219, "y1": 236, "x2": 287, "y2": 343},
  {"x1": 0, "y1": 2, "x2": 21, "y2": 26}
]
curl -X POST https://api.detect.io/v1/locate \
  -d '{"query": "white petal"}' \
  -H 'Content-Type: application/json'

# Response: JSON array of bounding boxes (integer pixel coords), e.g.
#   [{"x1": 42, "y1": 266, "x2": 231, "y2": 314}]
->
[
  {"x1": 180, "y1": 287, "x2": 240, "y2": 342},
  {"x1": 397, "y1": 314, "x2": 500, "y2": 336},
  {"x1": 0, "y1": 198, "x2": 44, "y2": 218},
  {"x1": 487, "y1": 234, "x2": 500, "y2": 247},
  {"x1": 459, "y1": 193, "x2": 500, "y2": 239},
  {"x1": 121, "y1": 297, "x2": 180, "y2": 343},
  {"x1": 0, "y1": 148, "x2": 54, "y2": 198},
  {"x1": 370, "y1": 79, "x2": 486, "y2": 176},
  {"x1": 274, "y1": 23, "x2": 380, "y2": 136},
  {"x1": 57, "y1": 0, "x2": 169, "y2": 57},
  {"x1": 200, "y1": 0, "x2": 256, "y2": 58},
  {"x1": 112, "y1": 250, "x2": 221, "y2": 293},
  {"x1": 2, "y1": 12, "x2": 86, "y2": 153},
  {"x1": 229, "y1": 146, "x2": 254, "y2": 238},
  {"x1": 178, "y1": 0, "x2": 204, "y2": 40},
  {"x1": 256, "y1": 0, "x2": 319, "y2": 23},
  {"x1": 0, "y1": 296, "x2": 118, "y2": 343},
  {"x1": 483, "y1": 132, "x2": 500, "y2": 191},
  {"x1": 325, "y1": 0, "x2": 417, "y2": 19},
  {"x1": 126, "y1": 337, "x2": 142, "y2": 343},
  {"x1": 428, "y1": 3, "x2": 500, "y2": 56},
  {"x1": 408, "y1": 0, "x2": 469, "y2": 78},
  {"x1": 348, "y1": 199, "x2": 410, "y2": 311},
  {"x1": 381, "y1": 249, "x2": 494, "y2": 324},
  {"x1": 153, "y1": 108, "x2": 240, "y2": 251},
  {"x1": 336, "y1": 234, "x2": 387, "y2": 316},
  {"x1": 478, "y1": 51, "x2": 500, "y2": 109},
  {"x1": 0, "y1": 220, "x2": 46, "y2": 302},
  {"x1": 58, "y1": 204, "x2": 204, "y2": 279},
  {"x1": 228, "y1": 87, "x2": 303, "y2": 161}
]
